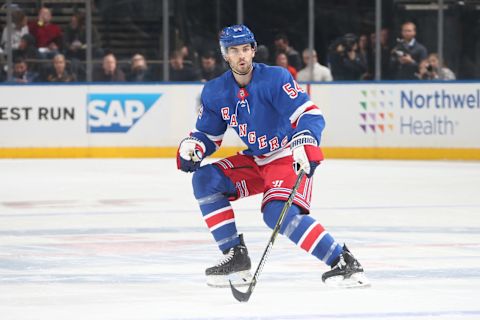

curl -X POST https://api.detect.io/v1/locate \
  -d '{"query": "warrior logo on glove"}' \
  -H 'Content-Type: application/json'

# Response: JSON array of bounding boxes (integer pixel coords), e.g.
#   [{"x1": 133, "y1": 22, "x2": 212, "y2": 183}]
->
[{"x1": 290, "y1": 130, "x2": 324, "y2": 177}]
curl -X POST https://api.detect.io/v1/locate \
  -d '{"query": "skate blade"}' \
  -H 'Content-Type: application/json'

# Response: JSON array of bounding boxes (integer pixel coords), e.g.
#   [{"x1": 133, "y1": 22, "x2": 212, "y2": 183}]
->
[
  {"x1": 324, "y1": 272, "x2": 371, "y2": 289},
  {"x1": 206, "y1": 270, "x2": 252, "y2": 288}
]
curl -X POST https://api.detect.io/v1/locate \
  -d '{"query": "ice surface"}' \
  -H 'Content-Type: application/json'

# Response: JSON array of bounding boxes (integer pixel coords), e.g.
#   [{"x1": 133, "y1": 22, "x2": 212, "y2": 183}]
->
[{"x1": 1, "y1": 159, "x2": 479, "y2": 319}]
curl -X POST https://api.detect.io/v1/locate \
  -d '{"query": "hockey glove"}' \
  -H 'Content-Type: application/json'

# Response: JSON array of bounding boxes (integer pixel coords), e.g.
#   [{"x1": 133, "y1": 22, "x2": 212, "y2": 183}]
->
[
  {"x1": 290, "y1": 131, "x2": 324, "y2": 178},
  {"x1": 177, "y1": 137, "x2": 205, "y2": 173}
]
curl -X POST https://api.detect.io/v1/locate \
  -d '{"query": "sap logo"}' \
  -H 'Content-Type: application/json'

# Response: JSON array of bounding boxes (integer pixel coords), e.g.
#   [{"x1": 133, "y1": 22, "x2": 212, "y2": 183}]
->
[{"x1": 87, "y1": 93, "x2": 162, "y2": 133}]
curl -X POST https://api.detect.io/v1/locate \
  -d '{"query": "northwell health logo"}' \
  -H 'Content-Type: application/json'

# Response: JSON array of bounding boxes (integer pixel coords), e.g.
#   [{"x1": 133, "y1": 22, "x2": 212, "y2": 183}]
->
[
  {"x1": 357, "y1": 87, "x2": 480, "y2": 136},
  {"x1": 358, "y1": 89, "x2": 395, "y2": 134}
]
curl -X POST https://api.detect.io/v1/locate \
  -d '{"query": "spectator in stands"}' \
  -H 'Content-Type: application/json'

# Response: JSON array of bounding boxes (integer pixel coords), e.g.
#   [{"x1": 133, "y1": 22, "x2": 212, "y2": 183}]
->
[
  {"x1": 44, "y1": 54, "x2": 76, "y2": 82},
  {"x1": 427, "y1": 53, "x2": 456, "y2": 80},
  {"x1": 254, "y1": 44, "x2": 270, "y2": 64},
  {"x1": 369, "y1": 28, "x2": 392, "y2": 79},
  {"x1": 0, "y1": 65, "x2": 5, "y2": 82},
  {"x1": 199, "y1": 50, "x2": 225, "y2": 82},
  {"x1": 28, "y1": 7, "x2": 62, "y2": 59},
  {"x1": 13, "y1": 34, "x2": 40, "y2": 71},
  {"x1": 1, "y1": 9, "x2": 29, "y2": 50},
  {"x1": 273, "y1": 33, "x2": 302, "y2": 71},
  {"x1": 297, "y1": 49, "x2": 332, "y2": 82},
  {"x1": 275, "y1": 52, "x2": 297, "y2": 79},
  {"x1": 64, "y1": 11, "x2": 102, "y2": 60},
  {"x1": 357, "y1": 34, "x2": 370, "y2": 79},
  {"x1": 126, "y1": 53, "x2": 153, "y2": 82},
  {"x1": 328, "y1": 33, "x2": 367, "y2": 80},
  {"x1": 169, "y1": 50, "x2": 200, "y2": 81},
  {"x1": 390, "y1": 21, "x2": 427, "y2": 80},
  {"x1": 0, "y1": 54, "x2": 6, "y2": 81},
  {"x1": 93, "y1": 52, "x2": 125, "y2": 82},
  {"x1": 179, "y1": 45, "x2": 196, "y2": 63},
  {"x1": 11, "y1": 57, "x2": 38, "y2": 83}
]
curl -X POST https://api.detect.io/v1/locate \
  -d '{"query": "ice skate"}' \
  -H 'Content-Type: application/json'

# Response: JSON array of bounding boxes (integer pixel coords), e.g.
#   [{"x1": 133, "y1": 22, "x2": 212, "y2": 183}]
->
[
  {"x1": 206, "y1": 234, "x2": 252, "y2": 288},
  {"x1": 322, "y1": 245, "x2": 370, "y2": 288}
]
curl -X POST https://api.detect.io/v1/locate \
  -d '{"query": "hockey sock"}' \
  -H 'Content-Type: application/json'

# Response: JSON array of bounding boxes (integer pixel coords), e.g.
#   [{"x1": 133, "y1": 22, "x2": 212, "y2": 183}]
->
[
  {"x1": 193, "y1": 165, "x2": 240, "y2": 252},
  {"x1": 263, "y1": 201, "x2": 343, "y2": 266},
  {"x1": 199, "y1": 198, "x2": 240, "y2": 252}
]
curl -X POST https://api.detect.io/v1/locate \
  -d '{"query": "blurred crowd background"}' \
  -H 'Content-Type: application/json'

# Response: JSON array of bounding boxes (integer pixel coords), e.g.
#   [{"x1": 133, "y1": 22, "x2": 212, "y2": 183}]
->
[{"x1": 1, "y1": 0, "x2": 479, "y2": 83}]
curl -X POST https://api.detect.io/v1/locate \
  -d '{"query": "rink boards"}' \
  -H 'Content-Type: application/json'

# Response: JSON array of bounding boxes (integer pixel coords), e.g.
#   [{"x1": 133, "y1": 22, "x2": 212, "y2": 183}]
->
[{"x1": 0, "y1": 81, "x2": 479, "y2": 159}]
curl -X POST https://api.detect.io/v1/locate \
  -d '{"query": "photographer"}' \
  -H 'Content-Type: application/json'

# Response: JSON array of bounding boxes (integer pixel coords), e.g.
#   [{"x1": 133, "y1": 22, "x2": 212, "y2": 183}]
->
[
  {"x1": 328, "y1": 33, "x2": 367, "y2": 80},
  {"x1": 390, "y1": 21, "x2": 427, "y2": 80},
  {"x1": 427, "y1": 53, "x2": 456, "y2": 80},
  {"x1": 416, "y1": 59, "x2": 435, "y2": 80}
]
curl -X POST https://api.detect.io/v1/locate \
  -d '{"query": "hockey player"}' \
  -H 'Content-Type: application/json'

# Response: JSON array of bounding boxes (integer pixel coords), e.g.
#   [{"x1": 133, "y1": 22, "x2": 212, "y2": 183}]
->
[{"x1": 177, "y1": 25, "x2": 369, "y2": 289}]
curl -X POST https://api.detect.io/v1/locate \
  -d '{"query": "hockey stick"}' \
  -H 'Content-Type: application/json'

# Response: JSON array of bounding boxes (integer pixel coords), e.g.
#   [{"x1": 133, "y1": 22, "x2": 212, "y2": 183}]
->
[{"x1": 229, "y1": 171, "x2": 306, "y2": 302}]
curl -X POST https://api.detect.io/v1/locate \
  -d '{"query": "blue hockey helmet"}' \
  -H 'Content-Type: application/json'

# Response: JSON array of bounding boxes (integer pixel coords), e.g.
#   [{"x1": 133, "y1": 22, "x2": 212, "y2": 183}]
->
[{"x1": 219, "y1": 24, "x2": 257, "y2": 57}]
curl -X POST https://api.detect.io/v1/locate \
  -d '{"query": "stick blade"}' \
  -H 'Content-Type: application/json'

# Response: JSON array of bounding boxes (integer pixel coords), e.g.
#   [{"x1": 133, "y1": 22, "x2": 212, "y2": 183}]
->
[{"x1": 229, "y1": 280, "x2": 252, "y2": 302}]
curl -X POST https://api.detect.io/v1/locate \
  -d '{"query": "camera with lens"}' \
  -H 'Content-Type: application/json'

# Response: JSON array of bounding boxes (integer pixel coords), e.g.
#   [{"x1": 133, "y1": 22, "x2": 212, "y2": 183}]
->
[
  {"x1": 329, "y1": 33, "x2": 358, "y2": 54},
  {"x1": 340, "y1": 33, "x2": 358, "y2": 52},
  {"x1": 391, "y1": 39, "x2": 410, "y2": 58}
]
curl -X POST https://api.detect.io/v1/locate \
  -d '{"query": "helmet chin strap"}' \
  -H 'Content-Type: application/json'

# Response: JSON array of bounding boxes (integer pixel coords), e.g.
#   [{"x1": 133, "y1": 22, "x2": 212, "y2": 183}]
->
[{"x1": 230, "y1": 63, "x2": 253, "y2": 76}]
